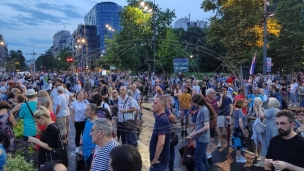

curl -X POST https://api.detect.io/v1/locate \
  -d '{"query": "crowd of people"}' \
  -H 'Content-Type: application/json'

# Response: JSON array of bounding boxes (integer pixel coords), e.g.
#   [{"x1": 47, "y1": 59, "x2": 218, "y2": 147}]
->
[{"x1": 0, "y1": 71, "x2": 302, "y2": 171}]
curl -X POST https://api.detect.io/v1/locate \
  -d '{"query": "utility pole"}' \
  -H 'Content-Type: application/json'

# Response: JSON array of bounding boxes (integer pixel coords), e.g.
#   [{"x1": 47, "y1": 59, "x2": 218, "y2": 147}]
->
[
  {"x1": 31, "y1": 44, "x2": 36, "y2": 72},
  {"x1": 153, "y1": 0, "x2": 156, "y2": 75},
  {"x1": 263, "y1": 0, "x2": 267, "y2": 75}
]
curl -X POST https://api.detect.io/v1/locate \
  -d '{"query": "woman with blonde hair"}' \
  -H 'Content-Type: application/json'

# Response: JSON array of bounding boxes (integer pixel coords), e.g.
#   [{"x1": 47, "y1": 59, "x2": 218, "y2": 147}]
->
[
  {"x1": 28, "y1": 106, "x2": 61, "y2": 168},
  {"x1": 254, "y1": 97, "x2": 280, "y2": 167}
]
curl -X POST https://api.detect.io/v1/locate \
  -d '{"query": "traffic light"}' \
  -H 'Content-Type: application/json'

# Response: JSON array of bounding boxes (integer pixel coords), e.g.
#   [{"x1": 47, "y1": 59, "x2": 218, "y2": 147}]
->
[{"x1": 66, "y1": 57, "x2": 74, "y2": 63}]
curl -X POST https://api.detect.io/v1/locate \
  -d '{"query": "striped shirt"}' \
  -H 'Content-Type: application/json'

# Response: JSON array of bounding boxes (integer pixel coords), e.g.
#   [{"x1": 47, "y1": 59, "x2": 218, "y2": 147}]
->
[{"x1": 92, "y1": 140, "x2": 120, "y2": 171}]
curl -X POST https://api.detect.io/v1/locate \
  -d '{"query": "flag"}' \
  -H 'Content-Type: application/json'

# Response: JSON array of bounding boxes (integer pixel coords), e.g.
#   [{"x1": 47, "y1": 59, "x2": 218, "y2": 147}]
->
[{"x1": 249, "y1": 52, "x2": 256, "y2": 75}]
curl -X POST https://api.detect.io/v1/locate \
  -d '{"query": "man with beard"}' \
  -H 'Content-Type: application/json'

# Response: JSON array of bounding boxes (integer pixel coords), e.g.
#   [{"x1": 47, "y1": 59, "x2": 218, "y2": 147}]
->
[{"x1": 265, "y1": 110, "x2": 304, "y2": 171}]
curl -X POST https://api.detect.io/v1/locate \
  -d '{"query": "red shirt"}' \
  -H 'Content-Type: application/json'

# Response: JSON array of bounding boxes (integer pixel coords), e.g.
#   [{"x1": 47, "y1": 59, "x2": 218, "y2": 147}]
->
[
  {"x1": 234, "y1": 94, "x2": 247, "y2": 115},
  {"x1": 227, "y1": 77, "x2": 233, "y2": 84}
]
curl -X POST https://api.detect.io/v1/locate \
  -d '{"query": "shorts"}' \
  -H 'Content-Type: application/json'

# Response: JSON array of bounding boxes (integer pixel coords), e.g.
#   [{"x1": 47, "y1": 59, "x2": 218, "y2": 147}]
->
[
  {"x1": 232, "y1": 135, "x2": 246, "y2": 150},
  {"x1": 56, "y1": 116, "x2": 68, "y2": 135},
  {"x1": 180, "y1": 109, "x2": 190, "y2": 120},
  {"x1": 217, "y1": 116, "x2": 230, "y2": 128}
]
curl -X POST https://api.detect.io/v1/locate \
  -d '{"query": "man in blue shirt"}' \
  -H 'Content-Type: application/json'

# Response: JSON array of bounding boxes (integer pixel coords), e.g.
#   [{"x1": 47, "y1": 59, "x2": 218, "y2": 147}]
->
[
  {"x1": 248, "y1": 87, "x2": 264, "y2": 108},
  {"x1": 149, "y1": 96, "x2": 171, "y2": 171}
]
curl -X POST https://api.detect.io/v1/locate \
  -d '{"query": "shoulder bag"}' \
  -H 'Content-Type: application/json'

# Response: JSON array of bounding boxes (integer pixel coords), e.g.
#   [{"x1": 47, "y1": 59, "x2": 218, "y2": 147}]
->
[
  {"x1": 48, "y1": 123, "x2": 69, "y2": 166},
  {"x1": 25, "y1": 102, "x2": 34, "y2": 117},
  {"x1": 120, "y1": 97, "x2": 135, "y2": 130}
]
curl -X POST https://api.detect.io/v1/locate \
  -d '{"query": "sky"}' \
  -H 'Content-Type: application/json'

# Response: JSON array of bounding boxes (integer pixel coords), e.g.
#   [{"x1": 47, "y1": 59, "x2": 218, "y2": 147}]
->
[{"x1": 0, "y1": 0, "x2": 213, "y2": 60}]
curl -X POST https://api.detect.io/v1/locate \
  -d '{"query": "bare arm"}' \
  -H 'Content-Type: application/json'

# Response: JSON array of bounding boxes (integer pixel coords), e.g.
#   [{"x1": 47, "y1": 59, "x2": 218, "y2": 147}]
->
[
  {"x1": 151, "y1": 134, "x2": 165, "y2": 164},
  {"x1": 10, "y1": 103, "x2": 21, "y2": 114},
  {"x1": 70, "y1": 108, "x2": 75, "y2": 122},
  {"x1": 28, "y1": 137, "x2": 53, "y2": 151},
  {"x1": 8, "y1": 113, "x2": 17, "y2": 127}
]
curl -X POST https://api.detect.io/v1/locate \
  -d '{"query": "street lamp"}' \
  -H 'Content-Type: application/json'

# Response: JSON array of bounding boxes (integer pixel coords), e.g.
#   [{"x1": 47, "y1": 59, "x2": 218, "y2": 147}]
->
[{"x1": 190, "y1": 55, "x2": 193, "y2": 59}]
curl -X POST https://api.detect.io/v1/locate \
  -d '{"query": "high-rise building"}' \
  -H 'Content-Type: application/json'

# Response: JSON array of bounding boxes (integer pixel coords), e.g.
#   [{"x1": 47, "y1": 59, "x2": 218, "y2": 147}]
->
[
  {"x1": 72, "y1": 24, "x2": 100, "y2": 72},
  {"x1": 173, "y1": 17, "x2": 208, "y2": 31},
  {"x1": 51, "y1": 30, "x2": 72, "y2": 58},
  {"x1": 84, "y1": 2, "x2": 122, "y2": 55},
  {"x1": 0, "y1": 34, "x2": 8, "y2": 72}
]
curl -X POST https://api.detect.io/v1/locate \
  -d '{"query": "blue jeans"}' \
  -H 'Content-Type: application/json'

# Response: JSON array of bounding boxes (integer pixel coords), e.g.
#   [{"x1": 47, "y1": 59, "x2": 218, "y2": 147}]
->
[
  {"x1": 174, "y1": 98, "x2": 179, "y2": 116},
  {"x1": 290, "y1": 93, "x2": 297, "y2": 104},
  {"x1": 194, "y1": 141, "x2": 209, "y2": 171},
  {"x1": 300, "y1": 100, "x2": 304, "y2": 107},
  {"x1": 149, "y1": 162, "x2": 168, "y2": 171},
  {"x1": 121, "y1": 129, "x2": 137, "y2": 146},
  {"x1": 168, "y1": 146, "x2": 175, "y2": 171}
]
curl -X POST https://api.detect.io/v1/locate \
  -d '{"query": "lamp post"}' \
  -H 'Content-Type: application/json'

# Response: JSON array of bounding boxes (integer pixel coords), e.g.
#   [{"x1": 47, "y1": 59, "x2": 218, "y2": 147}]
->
[
  {"x1": 0, "y1": 41, "x2": 7, "y2": 73},
  {"x1": 263, "y1": 0, "x2": 268, "y2": 75}
]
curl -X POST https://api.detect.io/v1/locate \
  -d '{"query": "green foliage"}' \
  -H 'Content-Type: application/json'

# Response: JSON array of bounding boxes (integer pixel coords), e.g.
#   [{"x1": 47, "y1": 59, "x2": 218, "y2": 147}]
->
[
  {"x1": 4, "y1": 155, "x2": 35, "y2": 171},
  {"x1": 55, "y1": 48, "x2": 73, "y2": 71},
  {"x1": 268, "y1": 0, "x2": 304, "y2": 73},
  {"x1": 35, "y1": 50, "x2": 56, "y2": 72},
  {"x1": 156, "y1": 29, "x2": 189, "y2": 73},
  {"x1": 8, "y1": 50, "x2": 27, "y2": 71},
  {"x1": 102, "y1": 0, "x2": 175, "y2": 72},
  {"x1": 13, "y1": 120, "x2": 23, "y2": 139}
]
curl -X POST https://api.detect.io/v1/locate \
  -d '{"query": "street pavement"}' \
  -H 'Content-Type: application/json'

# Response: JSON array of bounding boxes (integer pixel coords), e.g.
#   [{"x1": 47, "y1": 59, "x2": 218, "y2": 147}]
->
[{"x1": 66, "y1": 102, "x2": 303, "y2": 170}]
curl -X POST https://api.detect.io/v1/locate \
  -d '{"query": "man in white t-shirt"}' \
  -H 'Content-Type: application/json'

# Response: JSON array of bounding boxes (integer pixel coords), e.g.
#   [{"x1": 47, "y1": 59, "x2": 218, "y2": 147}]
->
[
  {"x1": 55, "y1": 86, "x2": 70, "y2": 144},
  {"x1": 192, "y1": 80, "x2": 201, "y2": 94},
  {"x1": 289, "y1": 79, "x2": 299, "y2": 107},
  {"x1": 50, "y1": 79, "x2": 72, "y2": 112}
]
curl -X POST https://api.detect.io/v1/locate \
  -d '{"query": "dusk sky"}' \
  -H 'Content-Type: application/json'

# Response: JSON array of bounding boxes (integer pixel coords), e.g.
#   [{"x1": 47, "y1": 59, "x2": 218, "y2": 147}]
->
[{"x1": 0, "y1": 0, "x2": 213, "y2": 60}]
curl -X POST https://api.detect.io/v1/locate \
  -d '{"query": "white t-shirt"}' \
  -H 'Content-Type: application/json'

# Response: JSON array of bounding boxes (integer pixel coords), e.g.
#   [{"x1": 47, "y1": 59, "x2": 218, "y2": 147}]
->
[
  {"x1": 54, "y1": 94, "x2": 70, "y2": 117},
  {"x1": 291, "y1": 83, "x2": 299, "y2": 94},
  {"x1": 71, "y1": 100, "x2": 87, "y2": 122},
  {"x1": 100, "y1": 102, "x2": 110, "y2": 112},
  {"x1": 192, "y1": 85, "x2": 201, "y2": 94}
]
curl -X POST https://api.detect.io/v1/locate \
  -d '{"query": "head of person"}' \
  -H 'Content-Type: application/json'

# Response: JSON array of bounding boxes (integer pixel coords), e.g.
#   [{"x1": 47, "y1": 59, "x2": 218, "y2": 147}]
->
[
  {"x1": 33, "y1": 106, "x2": 51, "y2": 126},
  {"x1": 152, "y1": 96, "x2": 167, "y2": 114},
  {"x1": 109, "y1": 145, "x2": 142, "y2": 171},
  {"x1": 25, "y1": 89, "x2": 37, "y2": 100},
  {"x1": 295, "y1": 108, "x2": 304, "y2": 123},
  {"x1": 75, "y1": 91, "x2": 84, "y2": 101},
  {"x1": 0, "y1": 130, "x2": 10, "y2": 150},
  {"x1": 192, "y1": 94, "x2": 216, "y2": 119},
  {"x1": 221, "y1": 86, "x2": 228, "y2": 96},
  {"x1": 37, "y1": 97, "x2": 53, "y2": 111},
  {"x1": 127, "y1": 90, "x2": 133, "y2": 97},
  {"x1": 112, "y1": 90, "x2": 118, "y2": 98},
  {"x1": 86, "y1": 103, "x2": 97, "y2": 119},
  {"x1": 57, "y1": 86, "x2": 64, "y2": 94},
  {"x1": 38, "y1": 160, "x2": 67, "y2": 171},
  {"x1": 253, "y1": 97, "x2": 263, "y2": 107},
  {"x1": 130, "y1": 84, "x2": 136, "y2": 91},
  {"x1": 156, "y1": 87, "x2": 163, "y2": 96},
  {"x1": 252, "y1": 87, "x2": 259, "y2": 95},
  {"x1": 205, "y1": 88, "x2": 215, "y2": 99},
  {"x1": 268, "y1": 97, "x2": 280, "y2": 109},
  {"x1": 259, "y1": 88, "x2": 265, "y2": 95},
  {"x1": 55, "y1": 79, "x2": 62, "y2": 87},
  {"x1": 37, "y1": 90, "x2": 50, "y2": 98},
  {"x1": 238, "y1": 88, "x2": 245, "y2": 95},
  {"x1": 90, "y1": 118, "x2": 113, "y2": 145},
  {"x1": 276, "y1": 110, "x2": 296, "y2": 137},
  {"x1": 119, "y1": 86, "x2": 127, "y2": 97},
  {"x1": 83, "y1": 91, "x2": 89, "y2": 100},
  {"x1": 262, "y1": 82, "x2": 267, "y2": 88},
  {"x1": 0, "y1": 79, "x2": 6, "y2": 86},
  {"x1": 175, "y1": 84, "x2": 180, "y2": 89},
  {"x1": 92, "y1": 93, "x2": 102, "y2": 106},
  {"x1": 184, "y1": 87, "x2": 190, "y2": 94},
  {"x1": 235, "y1": 99, "x2": 245, "y2": 108}
]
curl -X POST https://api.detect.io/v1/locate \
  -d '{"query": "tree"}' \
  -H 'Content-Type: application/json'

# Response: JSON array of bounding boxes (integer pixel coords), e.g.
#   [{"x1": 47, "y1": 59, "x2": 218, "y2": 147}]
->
[
  {"x1": 268, "y1": 0, "x2": 304, "y2": 73},
  {"x1": 35, "y1": 50, "x2": 56, "y2": 72},
  {"x1": 56, "y1": 48, "x2": 73, "y2": 71},
  {"x1": 156, "y1": 28, "x2": 189, "y2": 73},
  {"x1": 8, "y1": 50, "x2": 27, "y2": 71},
  {"x1": 102, "y1": 0, "x2": 175, "y2": 72},
  {"x1": 201, "y1": 0, "x2": 280, "y2": 72}
]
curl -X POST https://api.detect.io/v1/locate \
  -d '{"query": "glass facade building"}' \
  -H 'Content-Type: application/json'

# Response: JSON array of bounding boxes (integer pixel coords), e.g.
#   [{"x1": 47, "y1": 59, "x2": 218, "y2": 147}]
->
[{"x1": 84, "y1": 2, "x2": 122, "y2": 55}]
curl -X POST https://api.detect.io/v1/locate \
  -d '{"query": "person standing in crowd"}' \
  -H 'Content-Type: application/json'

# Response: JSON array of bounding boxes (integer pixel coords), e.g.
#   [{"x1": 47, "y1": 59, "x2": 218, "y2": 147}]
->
[
  {"x1": 90, "y1": 118, "x2": 119, "y2": 171},
  {"x1": 259, "y1": 88, "x2": 269, "y2": 109},
  {"x1": 254, "y1": 97, "x2": 280, "y2": 167},
  {"x1": 150, "y1": 96, "x2": 171, "y2": 171},
  {"x1": 0, "y1": 130, "x2": 10, "y2": 170},
  {"x1": 192, "y1": 80, "x2": 201, "y2": 94},
  {"x1": 19, "y1": 89, "x2": 37, "y2": 141},
  {"x1": 289, "y1": 79, "x2": 298, "y2": 107},
  {"x1": 100, "y1": 80, "x2": 109, "y2": 104},
  {"x1": 173, "y1": 84, "x2": 182, "y2": 118},
  {"x1": 83, "y1": 78, "x2": 92, "y2": 93},
  {"x1": 82, "y1": 103, "x2": 98, "y2": 168},
  {"x1": 118, "y1": 86, "x2": 136, "y2": 146},
  {"x1": 28, "y1": 106, "x2": 60, "y2": 168},
  {"x1": 298, "y1": 82, "x2": 304, "y2": 107},
  {"x1": 74, "y1": 80, "x2": 82, "y2": 93},
  {"x1": 179, "y1": 87, "x2": 192, "y2": 136},
  {"x1": 217, "y1": 86, "x2": 233, "y2": 148},
  {"x1": 70, "y1": 91, "x2": 87, "y2": 154},
  {"x1": 0, "y1": 79, "x2": 8, "y2": 101},
  {"x1": 54, "y1": 86, "x2": 70, "y2": 145},
  {"x1": 109, "y1": 145, "x2": 142, "y2": 171},
  {"x1": 232, "y1": 99, "x2": 248, "y2": 163},
  {"x1": 109, "y1": 90, "x2": 119, "y2": 140},
  {"x1": 265, "y1": 110, "x2": 304, "y2": 170},
  {"x1": 248, "y1": 87, "x2": 264, "y2": 108},
  {"x1": 234, "y1": 88, "x2": 247, "y2": 115},
  {"x1": 190, "y1": 94, "x2": 215, "y2": 171},
  {"x1": 295, "y1": 108, "x2": 304, "y2": 137},
  {"x1": 201, "y1": 81, "x2": 207, "y2": 97}
]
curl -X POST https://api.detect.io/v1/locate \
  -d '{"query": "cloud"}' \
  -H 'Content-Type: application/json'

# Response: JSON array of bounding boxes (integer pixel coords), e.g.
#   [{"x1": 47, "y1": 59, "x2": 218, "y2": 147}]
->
[{"x1": 35, "y1": 2, "x2": 83, "y2": 19}]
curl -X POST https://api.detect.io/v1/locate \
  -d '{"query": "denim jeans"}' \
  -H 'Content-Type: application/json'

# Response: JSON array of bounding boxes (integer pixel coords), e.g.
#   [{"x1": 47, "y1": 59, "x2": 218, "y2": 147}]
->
[
  {"x1": 168, "y1": 146, "x2": 175, "y2": 171},
  {"x1": 149, "y1": 162, "x2": 168, "y2": 171},
  {"x1": 120, "y1": 129, "x2": 137, "y2": 146},
  {"x1": 300, "y1": 99, "x2": 304, "y2": 107},
  {"x1": 290, "y1": 93, "x2": 297, "y2": 104},
  {"x1": 194, "y1": 141, "x2": 209, "y2": 171},
  {"x1": 174, "y1": 98, "x2": 179, "y2": 117}
]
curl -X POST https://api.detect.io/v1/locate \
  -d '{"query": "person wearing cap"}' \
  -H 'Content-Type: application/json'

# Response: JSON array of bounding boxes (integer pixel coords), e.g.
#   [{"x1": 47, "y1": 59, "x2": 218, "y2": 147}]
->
[
  {"x1": 19, "y1": 89, "x2": 37, "y2": 140},
  {"x1": 54, "y1": 86, "x2": 70, "y2": 144}
]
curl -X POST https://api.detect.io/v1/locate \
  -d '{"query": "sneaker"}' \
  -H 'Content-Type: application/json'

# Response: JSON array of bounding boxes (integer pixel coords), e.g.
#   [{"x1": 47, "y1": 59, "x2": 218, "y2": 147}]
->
[
  {"x1": 75, "y1": 147, "x2": 79, "y2": 154},
  {"x1": 217, "y1": 142, "x2": 222, "y2": 148},
  {"x1": 236, "y1": 157, "x2": 247, "y2": 163},
  {"x1": 206, "y1": 152, "x2": 212, "y2": 159},
  {"x1": 240, "y1": 155, "x2": 246, "y2": 160}
]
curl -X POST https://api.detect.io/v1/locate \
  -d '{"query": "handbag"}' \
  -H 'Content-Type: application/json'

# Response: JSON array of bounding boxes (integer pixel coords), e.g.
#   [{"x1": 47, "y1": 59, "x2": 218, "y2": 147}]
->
[
  {"x1": 170, "y1": 130, "x2": 178, "y2": 147},
  {"x1": 120, "y1": 97, "x2": 136, "y2": 130},
  {"x1": 48, "y1": 123, "x2": 69, "y2": 166},
  {"x1": 254, "y1": 121, "x2": 266, "y2": 134},
  {"x1": 179, "y1": 139, "x2": 195, "y2": 171}
]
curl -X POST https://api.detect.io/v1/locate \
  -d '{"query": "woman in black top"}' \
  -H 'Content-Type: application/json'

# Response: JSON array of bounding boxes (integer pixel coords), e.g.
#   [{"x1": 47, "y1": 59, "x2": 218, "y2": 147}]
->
[{"x1": 28, "y1": 106, "x2": 60, "y2": 168}]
